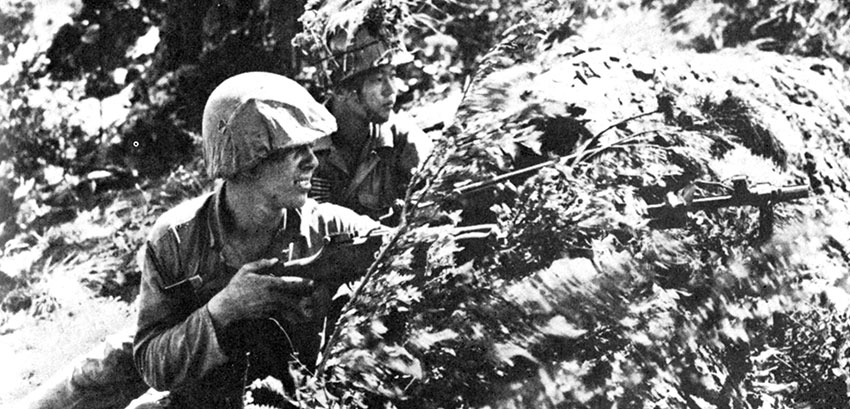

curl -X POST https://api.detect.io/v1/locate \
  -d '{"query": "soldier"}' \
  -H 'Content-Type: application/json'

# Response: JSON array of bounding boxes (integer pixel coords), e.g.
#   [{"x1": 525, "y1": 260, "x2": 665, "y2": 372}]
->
[
  {"x1": 309, "y1": 23, "x2": 433, "y2": 226},
  {"x1": 23, "y1": 17, "x2": 431, "y2": 409},
  {"x1": 129, "y1": 72, "x2": 379, "y2": 408},
  {"x1": 22, "y1": 71, "x2": 388, "y2": 409}
]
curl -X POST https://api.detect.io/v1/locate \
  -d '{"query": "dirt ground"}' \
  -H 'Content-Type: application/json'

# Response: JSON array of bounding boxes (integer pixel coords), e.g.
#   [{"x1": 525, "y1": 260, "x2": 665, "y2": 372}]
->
[{"x1": 2, "y1": 286, "x2": 135, "y2": 406}]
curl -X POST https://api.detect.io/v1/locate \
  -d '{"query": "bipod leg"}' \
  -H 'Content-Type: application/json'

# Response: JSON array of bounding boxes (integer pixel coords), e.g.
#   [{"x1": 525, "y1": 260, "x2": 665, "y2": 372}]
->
[{"x1": 758, "y1": 205, "x2": 774, "y2": 240}]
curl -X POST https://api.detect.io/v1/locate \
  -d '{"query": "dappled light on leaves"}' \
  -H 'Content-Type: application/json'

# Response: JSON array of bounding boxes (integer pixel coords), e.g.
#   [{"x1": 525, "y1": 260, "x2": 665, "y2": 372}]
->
[{"x1": 3, "y1": 0, "x2": 850, "y2": 407}]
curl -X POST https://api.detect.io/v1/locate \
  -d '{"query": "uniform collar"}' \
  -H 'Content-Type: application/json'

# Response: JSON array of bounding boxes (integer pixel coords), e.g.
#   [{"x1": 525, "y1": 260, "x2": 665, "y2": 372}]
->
[
  {"x1": 315, "y1": 119, "x2": 394, "y2": 147},
  {"x1": 370, "y1": 117, "x2": 396, "y2": 149},
  {"x1": 314, "y1": 113, "x2": 396, "y2": 174}
]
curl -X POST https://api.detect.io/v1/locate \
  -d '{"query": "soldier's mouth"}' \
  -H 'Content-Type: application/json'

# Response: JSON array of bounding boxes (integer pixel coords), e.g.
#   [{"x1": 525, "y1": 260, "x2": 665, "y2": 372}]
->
[{"x1": 295, "y1": 179, "x2": 311, "y2": 190}]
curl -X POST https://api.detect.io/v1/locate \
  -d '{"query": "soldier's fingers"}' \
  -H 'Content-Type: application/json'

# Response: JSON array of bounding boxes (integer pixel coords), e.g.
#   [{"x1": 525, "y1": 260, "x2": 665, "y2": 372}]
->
[{"x1": 238, "y1": 258, "x2": 279, "y2": 274}]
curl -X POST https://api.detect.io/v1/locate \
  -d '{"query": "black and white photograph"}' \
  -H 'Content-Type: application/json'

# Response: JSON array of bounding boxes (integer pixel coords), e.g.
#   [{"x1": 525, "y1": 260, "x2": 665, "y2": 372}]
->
[{"x1": 1, "y1": 0, "x2": 849, "y2": 408}]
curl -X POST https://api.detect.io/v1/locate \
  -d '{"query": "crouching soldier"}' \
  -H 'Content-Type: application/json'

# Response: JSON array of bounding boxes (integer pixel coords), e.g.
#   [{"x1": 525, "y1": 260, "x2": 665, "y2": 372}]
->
[
  {"x1": 309, "y1": 22, "x2": 433, "y2": 226},
  {"x1": 129, "y1": 72, "x2": 380, "y2": 408}
]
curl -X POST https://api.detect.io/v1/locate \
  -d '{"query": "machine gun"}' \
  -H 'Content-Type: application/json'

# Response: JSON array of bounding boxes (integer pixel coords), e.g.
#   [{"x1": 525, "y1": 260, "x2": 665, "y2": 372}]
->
[
  {"x1": 261, "y1": 224, "x2": 499, "y2": 282},
  {"x1": 645, "y1": 176, "x2": 810, "y2": 236},
  {"x1": 261, "y1": 175, "x2": 807, "y2": 282}
]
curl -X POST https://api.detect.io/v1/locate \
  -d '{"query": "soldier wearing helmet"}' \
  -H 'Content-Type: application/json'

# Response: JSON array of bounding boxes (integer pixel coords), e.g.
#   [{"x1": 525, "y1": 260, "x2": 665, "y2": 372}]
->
[
  {"x1": 309, "y1": 22, "x2": 432, "y2": 225},
  {"x1": 129, "y1": 72, "x2": 378, "y2": 408}
]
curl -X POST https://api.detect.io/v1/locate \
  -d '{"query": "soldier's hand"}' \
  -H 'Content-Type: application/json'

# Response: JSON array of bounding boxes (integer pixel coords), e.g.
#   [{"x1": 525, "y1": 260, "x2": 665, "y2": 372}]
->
[{"x1": 207, "y1": 258, "x2": 316, "y2": 329}]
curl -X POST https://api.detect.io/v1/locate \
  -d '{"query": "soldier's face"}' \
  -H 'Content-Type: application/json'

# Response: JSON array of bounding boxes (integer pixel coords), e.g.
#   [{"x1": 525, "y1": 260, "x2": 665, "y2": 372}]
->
[
  {"x1": 252, "y1": 144, "x2": 318, "y2": 209},
  {"x1": 356, "y1": 65, "x2": 398, "y2": 123}
]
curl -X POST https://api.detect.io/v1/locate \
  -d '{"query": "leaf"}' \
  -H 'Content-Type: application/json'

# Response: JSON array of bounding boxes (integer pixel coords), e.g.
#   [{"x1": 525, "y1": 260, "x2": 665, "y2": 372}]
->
[
  {"x1": 13, "y1": 177, "x2": 34, "y2": 200},
  {"x1": 538, "y1": 367, "x2": 564, "y2": 405},
  {"x1": 394, "y1": 286, "x2": 421, "y2": 306},
  {"x1": 628, "y1": 331, "x2": 652, "y2": 346},
  {"x1": 493, "y1": 342, "x2": 539, "y2": 367},
  {"x1": 43, "y1": 165, "x2": 64, "y2": 185},
  {"x1": 389, "y1": 247, "x2": 415, "y2": 270},
  {"x1": 689, "y1": 395, "x2": 718, "y2": 409},
  {"x1": 371, "y1": 319, "x2": 388, "y2": 336},
  {"x1": 752, "y1": 381, "x2": 798, "y2": 394},
  {"x1": 539, "y1": 315, "x2": 586, "y2": 338},
  {"x1": 719, "y1": 318, "x2": 749, "y2": 343},
  {"x1": 409, "y1": 329, "x2": 458, "y2": 350},
  {"x1": 545, "y1": 257, "x2": 597, "y2": 286},
  {"x1": 382, "y1": 345, "x2": 423, "y2": 379},
  {"x1": 247, "y1": 375, "x2": 286, "y2": 396}
]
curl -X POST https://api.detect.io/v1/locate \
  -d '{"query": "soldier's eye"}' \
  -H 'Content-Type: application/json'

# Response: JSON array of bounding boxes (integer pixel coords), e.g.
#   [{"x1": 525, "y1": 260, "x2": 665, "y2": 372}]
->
[{"x1": 267, "y1": 148, "x2": 295, "y2": 162}]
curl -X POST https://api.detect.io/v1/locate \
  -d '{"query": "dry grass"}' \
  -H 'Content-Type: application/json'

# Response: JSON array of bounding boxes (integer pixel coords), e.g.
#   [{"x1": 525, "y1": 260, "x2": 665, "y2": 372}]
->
[
  {"x1": 1, "y1": 288, "x2": 135, "y2": 406},
  {"x1": 0, "y1": 190, "x2": 155, "y2": 405}
]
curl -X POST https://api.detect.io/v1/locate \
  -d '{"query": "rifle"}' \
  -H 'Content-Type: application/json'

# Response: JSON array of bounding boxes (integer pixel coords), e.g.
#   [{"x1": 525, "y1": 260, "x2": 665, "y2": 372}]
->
[
  {"x1": 261, "y1": 224, "x2": 499, "y2": 282},
  {"x1": 646, "y1": 176, "x2": 810, "y2": 236}
]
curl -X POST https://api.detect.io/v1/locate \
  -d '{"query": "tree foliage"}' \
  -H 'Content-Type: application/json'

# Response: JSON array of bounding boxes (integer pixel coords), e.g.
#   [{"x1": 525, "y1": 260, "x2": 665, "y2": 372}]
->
[
  {"x1": 258, "y1": 1, "x2": 850, "y2": 408},
  {"x1": 2, "y1": 0, "x2": 850, "y2": 408}
]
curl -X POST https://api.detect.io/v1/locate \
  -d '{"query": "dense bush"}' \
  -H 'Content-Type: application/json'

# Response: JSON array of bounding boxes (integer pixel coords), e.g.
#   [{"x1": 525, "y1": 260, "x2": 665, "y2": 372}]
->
[
  {"x1": 249, "y1": 1, "x2": 850, "y2": 408},
  {"x1": 2, "y1": 0, "x2": 850, "y2": 407},
  {"x1": 655, "y1": 0, "x2": 850, "y2": 61}
]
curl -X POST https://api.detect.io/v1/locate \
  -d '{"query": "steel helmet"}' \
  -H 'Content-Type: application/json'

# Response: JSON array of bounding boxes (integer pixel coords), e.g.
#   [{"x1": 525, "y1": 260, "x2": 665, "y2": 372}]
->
[
  {"x1": 325, "y1": 26, "x2": 414, "y2": 85},
  {"x1": 201, "y1": 72, "x2": 337, "y2": 179}
]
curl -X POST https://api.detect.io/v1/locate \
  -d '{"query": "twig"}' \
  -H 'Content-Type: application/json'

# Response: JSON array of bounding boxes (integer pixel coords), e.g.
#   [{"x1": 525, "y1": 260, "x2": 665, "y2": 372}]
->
[
  {"x1": 449, "y1": 111, "x2": 663, "y2": 198},
  {"x1": 576, "y1": 129, "x2": 661, "y2": 163},
  {"x1": 573, "y1": 109, "x2": 661, "y2": 165},
  {"x1": 314, "y1": 223, "x2": 407, "y2": 375},
  {"x1": 314, "y1": 151, "x2": 425, "y2": 374}
]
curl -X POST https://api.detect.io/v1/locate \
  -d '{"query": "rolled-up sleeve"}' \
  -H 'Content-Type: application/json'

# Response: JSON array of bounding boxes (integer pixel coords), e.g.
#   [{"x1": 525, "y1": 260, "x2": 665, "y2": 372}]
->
[{"x1": 133, "y1": 241, "x2": 229, "y2": 391}]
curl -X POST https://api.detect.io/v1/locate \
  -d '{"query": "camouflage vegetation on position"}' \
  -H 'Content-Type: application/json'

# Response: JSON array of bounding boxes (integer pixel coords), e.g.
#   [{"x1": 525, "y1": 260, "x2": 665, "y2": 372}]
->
[{"x1": 3, "y1": 0, "x2": 850, "y2": 408}]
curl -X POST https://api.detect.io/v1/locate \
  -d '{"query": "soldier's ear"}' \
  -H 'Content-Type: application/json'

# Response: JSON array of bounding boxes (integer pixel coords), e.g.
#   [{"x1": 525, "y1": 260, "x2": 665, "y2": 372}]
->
[
  {"x1": 336, "y1": 87, "x2": 362, "y2": 104},
  {"x1": 337, "y1": 87, "x2": 355, "y2": 98}
]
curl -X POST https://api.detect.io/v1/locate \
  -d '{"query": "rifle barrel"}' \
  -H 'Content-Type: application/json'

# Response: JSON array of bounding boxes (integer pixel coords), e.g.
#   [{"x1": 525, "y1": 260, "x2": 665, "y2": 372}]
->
[
  {"x1": 646, "y1": 184, "x2": 809, "y2": 218},
  {"x1": 263, "y1": 224, "x2": 500, "y2": 280}
]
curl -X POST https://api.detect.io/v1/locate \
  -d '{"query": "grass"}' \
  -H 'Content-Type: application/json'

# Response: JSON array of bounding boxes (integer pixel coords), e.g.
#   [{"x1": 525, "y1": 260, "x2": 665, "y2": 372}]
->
[
  {"x1": 1, "y1": 288, "x2": 136, "y2": 406},
  {"x1": 0, "y1": 187, "x2": 163, "y2": 405}
]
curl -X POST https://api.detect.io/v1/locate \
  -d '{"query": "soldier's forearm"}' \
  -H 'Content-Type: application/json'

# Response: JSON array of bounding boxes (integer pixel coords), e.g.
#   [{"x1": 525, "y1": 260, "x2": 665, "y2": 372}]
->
[{"x1": 134, "y1": 305, "x2": 228, "y2": 391}]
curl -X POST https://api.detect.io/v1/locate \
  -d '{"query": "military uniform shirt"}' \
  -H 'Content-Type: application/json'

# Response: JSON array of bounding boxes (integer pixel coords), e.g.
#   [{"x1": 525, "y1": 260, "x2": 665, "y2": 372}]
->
[
  {"x1": 133, "y1": 182, "x2": 377, "y2": 409},
  {"x1": 310, "y1": 111, "x2": 432, "y2": 224}
]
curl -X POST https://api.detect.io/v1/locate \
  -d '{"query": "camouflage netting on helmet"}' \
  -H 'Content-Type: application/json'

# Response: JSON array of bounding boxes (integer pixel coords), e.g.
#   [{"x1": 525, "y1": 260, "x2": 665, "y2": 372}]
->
[{"x1": 292, "y1": 0, "x2": 420, "y2": 87}]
